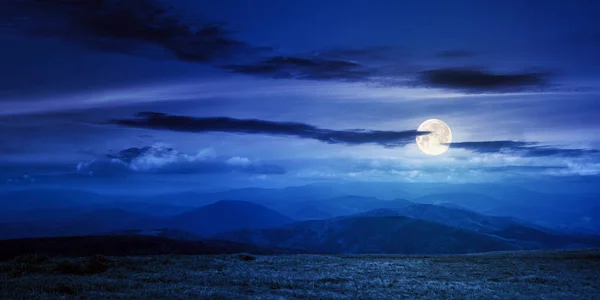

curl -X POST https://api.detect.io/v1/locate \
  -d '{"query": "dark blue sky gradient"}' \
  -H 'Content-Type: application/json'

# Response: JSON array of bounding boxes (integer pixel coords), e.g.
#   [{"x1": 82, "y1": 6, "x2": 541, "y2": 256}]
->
[{"x1": 1, "y1": 0, "x2": 600, "y2": 192}]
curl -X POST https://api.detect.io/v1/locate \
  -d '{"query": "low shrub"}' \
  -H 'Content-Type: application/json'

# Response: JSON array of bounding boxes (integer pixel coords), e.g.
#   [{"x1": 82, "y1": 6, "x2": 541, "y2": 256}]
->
[
  {"x1": 238, "y1": 254, "x2": 256, "y2": 262},
  {"x1": 13, "y1": 253, "x2": 51, "y2": 264},
  {"x1": 54, "y1": 255, "x2": 111, "y2": 275}
]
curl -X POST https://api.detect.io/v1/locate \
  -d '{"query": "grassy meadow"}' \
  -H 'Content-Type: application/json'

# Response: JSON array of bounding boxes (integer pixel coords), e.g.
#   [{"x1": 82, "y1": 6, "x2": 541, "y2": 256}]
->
[{"x1": 1, "y1": 249, "x2": 599, "y2": 299}]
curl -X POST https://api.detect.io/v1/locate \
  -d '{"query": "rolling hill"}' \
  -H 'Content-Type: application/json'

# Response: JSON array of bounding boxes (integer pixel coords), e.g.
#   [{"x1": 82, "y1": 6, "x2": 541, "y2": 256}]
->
[
  {"x1": 359, "y1": 204, "x2": 532, "y2": 233},
  {"x1": 218, "y1": 215, "x2": 524, "y2": 254},
  {"x1": 0, "y1": 209, "x2": 161, "y2": 239},
  {"x1": 0, "y1": 200, "x2": 294, "y2": 239},
  {"x1": 0, "y1": 234, "x2": 294, "y2": 261},
  {"x1": 2, "y1": 187, "x2": 597, "y2": 254},
  {"x1": 167, "y1": 200, "x2": 294, "y2": 236},
  {"x1": 411, "y1": 192, "x2": 500, "y2": 211},
  {"x1": 262, "y1": 195, "x2": 413, "y2": 220},
  {"x1": 359, "y1": 205, "x2": 600, "y2": 249}
]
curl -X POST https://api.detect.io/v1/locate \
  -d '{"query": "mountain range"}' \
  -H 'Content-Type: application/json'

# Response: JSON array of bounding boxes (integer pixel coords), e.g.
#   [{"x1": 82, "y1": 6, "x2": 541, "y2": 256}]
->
[
  {"x1": 0, "y1": 200, "x2": 293, "y2": 239},
  {"x1": 218, "y1": 215, "x2": 525, "y2": 254},
  {"x1": 1, "y1": 183, "x2": 599, "y2": 255}
]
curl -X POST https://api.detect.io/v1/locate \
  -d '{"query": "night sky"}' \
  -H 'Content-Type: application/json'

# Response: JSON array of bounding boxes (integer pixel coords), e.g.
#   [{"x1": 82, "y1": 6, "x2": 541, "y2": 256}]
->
[{"x1": 1, "y1": 0, "x2": 600, "y2": 193}]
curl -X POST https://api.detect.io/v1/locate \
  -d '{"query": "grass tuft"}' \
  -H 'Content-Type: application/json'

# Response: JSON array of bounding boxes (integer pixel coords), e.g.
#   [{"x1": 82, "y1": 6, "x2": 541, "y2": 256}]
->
[
  {"x1": 55, "y1": 255, "x2": 111, "y2": 275},
  {"x1": 0, "y1": 249, "x2": 598, "y2": 299}
]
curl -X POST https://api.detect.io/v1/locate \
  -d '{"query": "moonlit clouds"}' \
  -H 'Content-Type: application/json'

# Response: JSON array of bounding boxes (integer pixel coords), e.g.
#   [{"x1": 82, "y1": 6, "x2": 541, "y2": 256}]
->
[
  {"x1": 2, "y1": 84, "x2": 599, "y2": 181},
  {"x1": 0, "y1": 74, "x2": 494, "y2": 117},
  {"x1": 1, "y1": 0, "x2": 600, "y2": 191}
]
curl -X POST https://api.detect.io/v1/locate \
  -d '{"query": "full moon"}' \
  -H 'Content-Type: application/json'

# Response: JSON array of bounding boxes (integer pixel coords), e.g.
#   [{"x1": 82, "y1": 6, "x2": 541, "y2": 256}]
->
[{"x1": 416, "y1": 119, "x2": 452, "y2": 156}]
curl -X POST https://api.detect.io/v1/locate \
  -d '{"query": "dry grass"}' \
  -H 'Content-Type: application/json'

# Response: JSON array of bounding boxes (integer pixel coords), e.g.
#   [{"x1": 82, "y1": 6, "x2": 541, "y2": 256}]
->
[{"x1": 1, "y1": 249, "x2": 599, "y2": 299}]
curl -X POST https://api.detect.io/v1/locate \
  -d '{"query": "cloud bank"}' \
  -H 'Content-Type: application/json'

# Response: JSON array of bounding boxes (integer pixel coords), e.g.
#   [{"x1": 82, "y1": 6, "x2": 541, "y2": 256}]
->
[
  {"x1": 2, "y1": 1, "x2": 559, "y2": 94},
  {"x1": 112, "y1": 112, "x2": 428, "y2": 147},
  {"x1": 77, "y1": 144, "x2": 285, "y2": 176},
  {"x1": 3, "y1": 0, "x2": 258, "y2": 63}
]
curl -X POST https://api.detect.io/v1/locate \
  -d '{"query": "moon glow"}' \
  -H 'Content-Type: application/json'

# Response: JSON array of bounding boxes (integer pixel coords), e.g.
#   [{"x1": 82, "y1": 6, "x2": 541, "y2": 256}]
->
[{"x1": 416, "y1": 119, "x2": 452, "y2": 156}]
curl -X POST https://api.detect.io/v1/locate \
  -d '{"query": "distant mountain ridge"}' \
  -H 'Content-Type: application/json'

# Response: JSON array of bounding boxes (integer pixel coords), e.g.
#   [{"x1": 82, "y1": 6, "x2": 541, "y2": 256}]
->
[
  {"x1": 412, "y1": 192, "x2": 500, "y2": 211},
  {"x1": 357, "y1": 205, "x2": 600, "y2": 249},
  {"x1": 218, "y1": 215, "x2": 524, "y2": 254},
  {"x1": 1, "y1": 185, "x2": 599, "y2": 255},
  {"x1": 262, "y1": 195, "x2": 413, "y2": 220},
  {"x1": 2, "y1": 184, "x2": 598, "y2": 232},
  {"x1": 359, "y1": 204, "x2": 535, "y2": 233},
  {"x1": 0, "y1": 200, "x2": 293, "y2": 239},
  {"x1": 166, "y1": 200, "x2": 293, "y2": 236}
]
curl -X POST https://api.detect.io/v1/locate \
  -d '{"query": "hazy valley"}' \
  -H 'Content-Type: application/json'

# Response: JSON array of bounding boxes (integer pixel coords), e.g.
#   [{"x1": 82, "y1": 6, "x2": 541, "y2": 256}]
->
[{"x1": 1, "y1": 182, "x2": 599, "y2": 255}]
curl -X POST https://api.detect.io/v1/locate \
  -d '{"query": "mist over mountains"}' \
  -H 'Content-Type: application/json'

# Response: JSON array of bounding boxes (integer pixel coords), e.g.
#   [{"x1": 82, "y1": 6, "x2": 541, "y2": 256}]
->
[{"x1": 1, "y1": 181, "x2": 599, "y2": 255}]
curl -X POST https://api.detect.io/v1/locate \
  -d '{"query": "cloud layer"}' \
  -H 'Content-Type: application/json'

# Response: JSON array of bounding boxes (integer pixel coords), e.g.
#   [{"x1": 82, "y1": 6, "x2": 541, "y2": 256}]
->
[
  {"x1": 449, "y1": 141, "x2": 600, "y2": 158},
  {"x1": 78, "y1": 144, "x2": 285, "y2": 176},
  {"x1": 1, "y1": 1, "x2": 559, "y2": 94},
  {"x1": 3, "y1": 0, "x2": 257, "y2": 63},
  {"x1": 112, "y1": 112, "x2": 428, "y2": 147}
]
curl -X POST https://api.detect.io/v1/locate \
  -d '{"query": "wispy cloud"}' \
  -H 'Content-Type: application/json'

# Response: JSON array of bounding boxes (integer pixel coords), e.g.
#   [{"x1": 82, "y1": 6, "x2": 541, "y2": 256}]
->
[
  {"x1": 448, "y1": 141, "x2": 534, "y2": 153},
  {"x1": 111, "y1": 112, "x2": 428, "y2": 147},
  {"x1": 224, "y1": 56, "x2": 373, "y2": 82},
  {"x1": 449, "y1": 140, "x2": 600, "y2": 158}
]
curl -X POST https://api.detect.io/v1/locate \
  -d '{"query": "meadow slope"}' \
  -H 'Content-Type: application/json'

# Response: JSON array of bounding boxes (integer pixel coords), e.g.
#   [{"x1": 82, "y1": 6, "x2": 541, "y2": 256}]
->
[{"x1": 1, "y1": 249, "x2": 599, "y2": 299}]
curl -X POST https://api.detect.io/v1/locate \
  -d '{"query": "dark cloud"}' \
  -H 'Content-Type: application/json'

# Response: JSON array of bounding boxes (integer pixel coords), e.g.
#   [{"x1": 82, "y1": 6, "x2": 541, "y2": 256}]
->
[
  {"x1": 449, "y1": 141, "x2": 600, "y2": 158},
  {"x1": 227, "y1": 58, "x2": 555, "y2": 92},
  {"x1": 3, "y1": 0, "x2": 386, "y2": 83},
  {"x1": 111, "y1": 112, "x2": 428, "y2": 148},
  {"x1": 419, "y1": 68, "x2": 549, "y2": 92},
  {"x1": 224, "y1": 56, "x2": 374, "y2": 81},
  {"x1": 518, "y1": 147, "x2": 600, "y2": 158},
  {"x1": 1, "y1": 1, "x2": 392, "y2": 85},
  {"x1": 2, "y1": 1, "x2": 560, "y2": 94},
  {"x1": 2, "y1": 0, "x2": 256, "y2": 63},
  {"x1": 107, "y1": 146, "x2": 159, "y2": 164},
  {"x1": 435, "y1": 49, "x2": 478, "y2": 59},
  {"x1": 223, "y1": 46, "x2": 411, "y2": 83}
]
